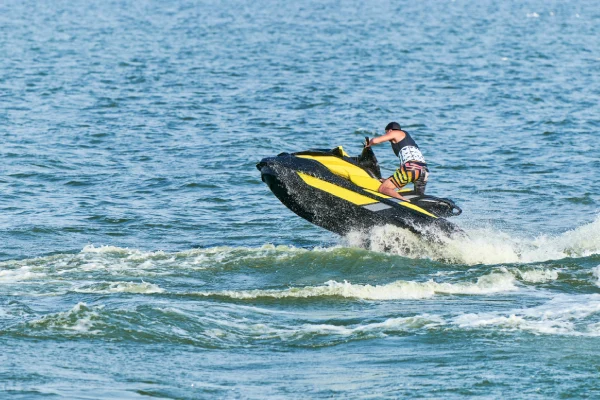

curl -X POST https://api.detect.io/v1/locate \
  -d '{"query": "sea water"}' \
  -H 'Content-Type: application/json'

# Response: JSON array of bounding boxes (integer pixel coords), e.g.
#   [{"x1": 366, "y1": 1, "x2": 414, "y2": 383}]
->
[{"x1": 1, "y1": 0, "x2": 600, "y2": 398}]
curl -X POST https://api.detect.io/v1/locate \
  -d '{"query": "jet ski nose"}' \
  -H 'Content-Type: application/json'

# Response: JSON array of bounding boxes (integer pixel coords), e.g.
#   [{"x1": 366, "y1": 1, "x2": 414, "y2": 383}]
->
[
  {"x1": 256, "y1": 158, "x2": 274, "y2": 173},
  {"x1": 256, "y1": 158, "x2": 268, "y2": 171},
  {"x1": 256, "y1": 158, "x2": 279, "y2": 186}
]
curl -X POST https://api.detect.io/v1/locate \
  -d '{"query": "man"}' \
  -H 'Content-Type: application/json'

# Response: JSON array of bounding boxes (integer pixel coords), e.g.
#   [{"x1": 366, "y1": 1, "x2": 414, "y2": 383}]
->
[{"x1": 365, "y1": 122, "x2": 429, "y2": 201}]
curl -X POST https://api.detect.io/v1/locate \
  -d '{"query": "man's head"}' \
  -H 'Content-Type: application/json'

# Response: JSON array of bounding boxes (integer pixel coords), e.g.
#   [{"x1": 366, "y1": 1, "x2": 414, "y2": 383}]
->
[{"x1": 385, "y1": 122, "x2": 402, "y2": 132}]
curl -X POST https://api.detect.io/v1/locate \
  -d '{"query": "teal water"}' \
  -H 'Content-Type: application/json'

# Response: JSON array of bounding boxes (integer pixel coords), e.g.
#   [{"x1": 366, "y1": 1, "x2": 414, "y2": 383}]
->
[{"x1": 2, "y1": 0, "x2": 600, "y2": 398}]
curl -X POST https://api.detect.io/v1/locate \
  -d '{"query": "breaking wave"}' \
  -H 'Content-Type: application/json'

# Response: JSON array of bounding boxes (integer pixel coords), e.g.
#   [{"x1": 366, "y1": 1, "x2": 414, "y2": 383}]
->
[
  {"x1": 0, "y1": 266, "x2": 46, "y2": 282},
  {"x1": 27, "y1": 302, "x2": 105, "y2": 334},
  {"x1": 197, "y1": 269, "x2": 518, "y2": 300},
  {"x1": 452, "y1": 294, "x2": 600, "y2": 336}
]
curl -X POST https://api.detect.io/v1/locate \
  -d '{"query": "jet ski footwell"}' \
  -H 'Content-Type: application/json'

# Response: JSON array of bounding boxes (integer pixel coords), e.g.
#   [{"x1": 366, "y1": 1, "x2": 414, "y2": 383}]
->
[{"x1": 257, "y1": 145, "x2": 462, "y2": 237}]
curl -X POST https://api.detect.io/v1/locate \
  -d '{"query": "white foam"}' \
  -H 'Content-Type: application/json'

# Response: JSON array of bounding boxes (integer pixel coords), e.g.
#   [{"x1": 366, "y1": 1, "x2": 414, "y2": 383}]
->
[
  {"x1": 251, "y1": 294, "x2": 600, "y2": 338},
  {"x1": 453, "y1": 294, "x2": 600, "y2": 336},
  {"x1": 82, "y1": 244, "x2": 134, "y2": 254},
  {"x1": 209, "y1": 294, "x2": 600, "y2": 341},
  {"x1": 80, "y1": 243, "x2": 313, "y2": 271},
  {"x1": 120, "y1": 294, "x2": 600, "y2": 343},
  {"x1": 2, "y1": 244, "x2": 334, "y2": 289},
  {"x1": 454, "y1": 313, "x2": 574, "y2": 335},
  {"x1": 277, "y1": 315, "x2": 444, "y2": 340},
  {"x1": 74, "y1": 281, "x2": 164, "y2": 294},
  {"x1": 222, "y1": 313, "x2": 446, "y2": 343},
  {"x1": 348, "y1": 216, "x2": 600, "y2": 265},
  {"x1": 0, "y1": 266, "x2": 46, "y2": 282},
  {"x1": 198, "y1": 270, "x2": 517, "y2": 301},
  {"x1": 28, "y1": 302, "x2": 103, "y2": 334},
  {"x1": 512, "y1": 267, "x2": 559, "y2": 283},
  {"x1": 179, "y1": 294, "x2": 600, "y2": 342}
]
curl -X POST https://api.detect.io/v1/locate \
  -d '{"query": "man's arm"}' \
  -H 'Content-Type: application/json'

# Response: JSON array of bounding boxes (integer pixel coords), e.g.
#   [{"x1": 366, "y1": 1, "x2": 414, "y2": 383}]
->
[{"x1": 366, "y1": 131, "x2": 403, "y2": 147}]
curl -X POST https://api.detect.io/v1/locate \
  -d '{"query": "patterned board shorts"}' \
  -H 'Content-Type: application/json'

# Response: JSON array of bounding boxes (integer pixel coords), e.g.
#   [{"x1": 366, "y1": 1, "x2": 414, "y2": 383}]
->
[{"x1": 390, "y1": 162, "x2": 429, "y2": 195}]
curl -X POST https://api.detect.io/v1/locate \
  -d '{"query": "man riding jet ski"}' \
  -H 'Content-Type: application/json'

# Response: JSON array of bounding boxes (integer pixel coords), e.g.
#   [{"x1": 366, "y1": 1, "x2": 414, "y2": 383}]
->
[
  {"x1": 366, "y1": 121, "x2": 429, "y2": 202},
  {"x1": 256, "y1": 130, "x2": 462, "y2": 237}
]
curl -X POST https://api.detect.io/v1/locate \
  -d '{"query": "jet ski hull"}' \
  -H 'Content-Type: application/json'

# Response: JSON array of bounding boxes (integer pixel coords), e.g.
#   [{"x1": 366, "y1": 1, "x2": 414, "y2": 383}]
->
[
  {"x1": 261, "y1": 163, "x2": 397, "y2": 235},
  {"x1": 257, "y1": 151, "x2": 462, "y2": 237}
]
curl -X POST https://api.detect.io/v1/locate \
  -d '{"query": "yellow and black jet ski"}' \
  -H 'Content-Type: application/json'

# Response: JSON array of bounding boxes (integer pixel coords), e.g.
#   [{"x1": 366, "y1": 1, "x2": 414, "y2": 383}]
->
[{"x1": 256, "y1": 139, "x2": 462, "y2": 237}]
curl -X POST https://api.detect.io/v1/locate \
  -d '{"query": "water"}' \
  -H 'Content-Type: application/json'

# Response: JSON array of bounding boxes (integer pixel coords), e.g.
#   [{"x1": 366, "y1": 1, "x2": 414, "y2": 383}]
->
[{"x1": 1, "y1": 0, "x2": 600, "y2": 397}]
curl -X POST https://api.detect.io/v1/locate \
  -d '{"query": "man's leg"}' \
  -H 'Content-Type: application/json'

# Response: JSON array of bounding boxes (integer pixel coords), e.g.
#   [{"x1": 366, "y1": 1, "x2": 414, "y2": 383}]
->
[
  {"x1": 413, "y1": 170, "x2": 428, "y2": 196},
  {"x1": 378, "y1": 178, "x2": 409, "y2": 202}
]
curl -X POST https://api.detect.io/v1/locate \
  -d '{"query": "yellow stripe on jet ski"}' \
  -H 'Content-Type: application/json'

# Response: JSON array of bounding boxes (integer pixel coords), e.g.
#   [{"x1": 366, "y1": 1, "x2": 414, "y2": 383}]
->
[
  {"x1": 297, "y1": 172, "x2": 378, "y2": 206},
  {"x1": 296, "y1": 156, "x2": 437, "y2": 218},
  {"x1": 398, "y1": 202, "x2": 437, "y2": 218},
  {"x1": 296, "y1": 155, "x2": 381, "y2": 192}
]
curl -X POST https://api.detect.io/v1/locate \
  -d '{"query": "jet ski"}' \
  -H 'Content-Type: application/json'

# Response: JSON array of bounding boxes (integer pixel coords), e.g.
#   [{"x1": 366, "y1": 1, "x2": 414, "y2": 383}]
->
[{"x1": 256, "y1": 138, "x2": 462, "y2": 237}]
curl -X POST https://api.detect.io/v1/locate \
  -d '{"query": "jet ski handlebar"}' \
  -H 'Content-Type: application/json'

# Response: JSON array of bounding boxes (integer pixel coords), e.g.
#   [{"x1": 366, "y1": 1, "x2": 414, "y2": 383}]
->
[{"x1": 357, "y1": 137, "x2": 382, "y2": 180}]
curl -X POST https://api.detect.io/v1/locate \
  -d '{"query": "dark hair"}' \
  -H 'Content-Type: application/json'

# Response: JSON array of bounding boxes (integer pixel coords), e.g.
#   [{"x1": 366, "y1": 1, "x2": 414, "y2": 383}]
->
[{"x1": 385, "y1": 122, "x2": 401, "y2": 131}]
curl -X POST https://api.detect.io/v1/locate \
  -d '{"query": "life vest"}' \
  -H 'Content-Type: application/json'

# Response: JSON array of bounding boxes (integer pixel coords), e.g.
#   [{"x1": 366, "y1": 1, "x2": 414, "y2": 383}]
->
[{"x1": 390, "y1": 131, "x2": 427, "y2": 165}]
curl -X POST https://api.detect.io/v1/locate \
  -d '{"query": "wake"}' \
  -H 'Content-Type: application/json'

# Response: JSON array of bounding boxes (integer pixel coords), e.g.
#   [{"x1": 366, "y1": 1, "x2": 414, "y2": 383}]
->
[{"x1": 344, "y1": 215, "x2": 600, "y2": 265}]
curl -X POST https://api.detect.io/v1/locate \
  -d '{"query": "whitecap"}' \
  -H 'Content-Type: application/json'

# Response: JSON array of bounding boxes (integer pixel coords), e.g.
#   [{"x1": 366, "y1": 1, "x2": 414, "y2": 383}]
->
[
  {"x1": 346, "y1": 216, "x2": 600, "y2": 265},
  {"x1": 28, "y1": 302, "x2": 104, "y2": 334},
  {"x1": 0, "y1": 266, "x2": 46, "y2": 283},
  {"x1": 512, "y1": 267, "x2": 559, "y2": 283},
  {"x1": 452, "y1": 294, "x2": 600, "y2": 336},
  {"x1": 197, "y1": 270, "x2": 517, "y2": 301}
]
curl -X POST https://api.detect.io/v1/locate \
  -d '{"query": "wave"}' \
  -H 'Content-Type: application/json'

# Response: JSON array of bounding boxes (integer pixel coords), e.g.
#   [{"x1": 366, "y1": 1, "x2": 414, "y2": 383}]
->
[
  {"x1": 0, "y1": 248, "x2": 579, "y2": 298},
  {"x1": 0, "y1": 244, "x2": 317, "y2": 281},
  {"x1": 195, "y1": 269, "x2": 518, "y2": 300},
  {"x1": 0, "y1": 266, "x2": 46, "y2": 282},
  {"x1": 452, "y1": 294, "x2": 600, "y2": 336},
  {"x1": 73, "y1": 281, "x2": 164, "y2": 294},
  {"x1": 79, "y1": 243, "x2": 315, "y2": 270},
  {"x1": 11, "y1": 292, "x2": 600, "y2": 348},
  {"x1": 262, "y1": 295, "x2": 600, "y2": 340},
  {"x1": 512, "y1": 267, "x2": 558, "y2": 283},
  {"x1": 0, "y1": 215, "x2": 597, "y2": 283},
  {"x1": 72, "y1": 216, "x2": 600, "y2": 268},
  {"x1": 27, "y1": 302, "x2": 104, "y2": 334},
  {"x1": 346, "y1": 215, "x2": 600, "y2": 265}
]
